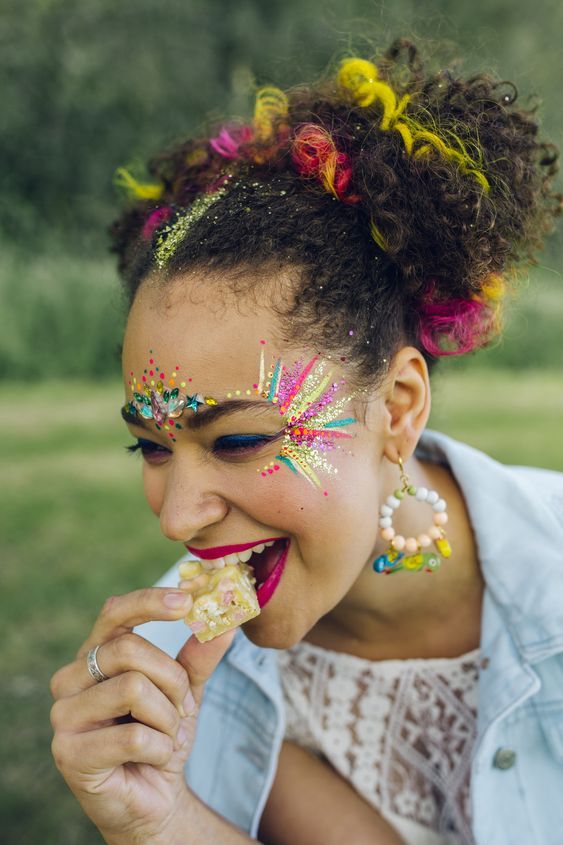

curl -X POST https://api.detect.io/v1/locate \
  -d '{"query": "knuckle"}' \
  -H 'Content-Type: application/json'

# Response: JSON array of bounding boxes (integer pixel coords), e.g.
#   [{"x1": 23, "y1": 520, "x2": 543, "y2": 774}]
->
[
  {"x1": 136, "y1": 586, "x2": 159, "y2": 606},
  {"x1": 160, "y1": 735, "x2": 175, "y2": 762},
  {"x1": 51, "y1": 734, "x2": 70, "y2": 772},
  {"x1": 117, "y1": 670, "x2": 148, "y2": 702},
  {"x1": 116, "y1": 632, "x2": 144, "y2": 662},
  {"x1": 49, "y1": 668, "x2": 64, "y2": 700},
  {"x1": 100, "y1": 594, "x2": 121, "y2": 619},
  {"x1": 171, "y1": 662, "x2": 189, "y2": 693},
  {"x1": 50, "y1": 699, "x2": 66, "y2": 730},
  {"x1": 165, "y1": 705, "x2": 181, "y2": 736},
  {"x1": 122, "y1": 722, "x2": 148, "y2": 755}
]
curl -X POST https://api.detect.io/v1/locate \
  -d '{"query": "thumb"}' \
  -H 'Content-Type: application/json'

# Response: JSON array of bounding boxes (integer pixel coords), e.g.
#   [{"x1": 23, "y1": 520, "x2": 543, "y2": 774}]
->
[{"x1": 176, "y1": 627, "x2": 237, "y2": 710}]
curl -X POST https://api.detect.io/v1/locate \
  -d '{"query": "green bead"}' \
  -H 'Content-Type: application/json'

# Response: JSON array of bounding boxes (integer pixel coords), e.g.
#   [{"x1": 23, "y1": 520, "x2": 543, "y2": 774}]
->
[
  {"x1": 407, "y1": 485, "x2": 417, "y2": 496},
  {"x1": 394, "y1": 489, "x2": 405, "y2": 499}
]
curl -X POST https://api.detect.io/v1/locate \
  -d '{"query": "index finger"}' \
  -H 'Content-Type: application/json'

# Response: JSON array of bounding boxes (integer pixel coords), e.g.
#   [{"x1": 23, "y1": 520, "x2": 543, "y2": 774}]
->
[{"x1": 77, "y1": 587, "x2": 195, "y2": 658}]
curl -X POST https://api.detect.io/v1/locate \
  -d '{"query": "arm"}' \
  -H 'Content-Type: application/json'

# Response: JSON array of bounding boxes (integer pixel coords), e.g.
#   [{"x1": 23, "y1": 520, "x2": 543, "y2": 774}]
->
[{"x1": 258, "y1": 741, "x2": 406, "y2": 845}]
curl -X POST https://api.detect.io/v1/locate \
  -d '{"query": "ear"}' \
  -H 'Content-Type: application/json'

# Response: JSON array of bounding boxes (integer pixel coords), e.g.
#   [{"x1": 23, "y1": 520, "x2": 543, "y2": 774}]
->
[{"x1": 381, "y1": 347, "x2": 431, "y2": 463}]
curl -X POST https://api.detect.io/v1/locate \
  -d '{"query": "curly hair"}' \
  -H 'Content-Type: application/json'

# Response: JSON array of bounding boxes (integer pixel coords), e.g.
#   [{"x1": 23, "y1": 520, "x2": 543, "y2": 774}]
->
[{"x1": 110, "y1": 38, "x2": 561, "y2": 387}]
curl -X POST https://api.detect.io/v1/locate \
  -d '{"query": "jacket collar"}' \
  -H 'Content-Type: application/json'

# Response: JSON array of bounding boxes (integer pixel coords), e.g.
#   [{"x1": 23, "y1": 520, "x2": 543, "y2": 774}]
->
[{"x1": 417, "y1": 430, "x2": 563, "y2": 662}]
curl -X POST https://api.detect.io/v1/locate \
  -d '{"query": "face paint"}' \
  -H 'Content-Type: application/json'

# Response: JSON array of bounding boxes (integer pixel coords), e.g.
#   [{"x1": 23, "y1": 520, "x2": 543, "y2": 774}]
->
[
  {"x1": 125, "y1": 352, "x2": 218, "y2": 441},
  {"x1": 258, "y1": 354, "x2": 356, "y2": 488},
  {"x1": 124, "y1": 343, "x2": 357, "y2": 478}
]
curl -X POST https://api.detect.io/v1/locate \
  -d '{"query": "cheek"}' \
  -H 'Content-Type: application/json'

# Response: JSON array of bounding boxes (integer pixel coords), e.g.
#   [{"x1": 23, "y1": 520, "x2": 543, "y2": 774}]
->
[{"x1": 240, "y1": 470, "x2": 367, "y2": 547}]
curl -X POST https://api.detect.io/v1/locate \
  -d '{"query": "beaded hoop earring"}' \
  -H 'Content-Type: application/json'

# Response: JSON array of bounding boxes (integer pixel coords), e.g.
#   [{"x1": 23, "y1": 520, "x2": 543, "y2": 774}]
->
[{"x1": 373, "y1": 457, "x2": 452, "y2": 574}]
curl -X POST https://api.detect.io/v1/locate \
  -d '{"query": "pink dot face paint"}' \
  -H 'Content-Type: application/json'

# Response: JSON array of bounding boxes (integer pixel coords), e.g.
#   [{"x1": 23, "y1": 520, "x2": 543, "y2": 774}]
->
[{"x1": 124, "y1": 343, "x2": 356, "y2": 486}]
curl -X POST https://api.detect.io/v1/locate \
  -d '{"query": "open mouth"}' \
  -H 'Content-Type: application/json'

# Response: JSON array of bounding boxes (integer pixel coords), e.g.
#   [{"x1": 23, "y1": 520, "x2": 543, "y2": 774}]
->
[
  {"x1": 186, "y1": 537, "x2": 289, "y2": 609},
  {"x1": 247, "y1": 538, "x2": 289, "y2": 608}
]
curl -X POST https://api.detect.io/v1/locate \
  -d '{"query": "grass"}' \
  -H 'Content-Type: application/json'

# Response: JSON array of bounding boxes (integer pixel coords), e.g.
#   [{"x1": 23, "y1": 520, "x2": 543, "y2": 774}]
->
[{"x1": 1, "y1": 372, "x2": 562, "y2": 843}]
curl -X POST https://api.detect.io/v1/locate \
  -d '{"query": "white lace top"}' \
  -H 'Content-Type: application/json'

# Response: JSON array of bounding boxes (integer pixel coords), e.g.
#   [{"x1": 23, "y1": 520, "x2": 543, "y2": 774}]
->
[{"x1": 276, "y1": 641, "x2": 480, "y2": 845}]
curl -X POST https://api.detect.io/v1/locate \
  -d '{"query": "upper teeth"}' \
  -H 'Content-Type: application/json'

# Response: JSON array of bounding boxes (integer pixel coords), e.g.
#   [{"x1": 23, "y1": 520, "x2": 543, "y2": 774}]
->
[{"x1": 196, "y1": 540, "x2": 276, "y2": 569}]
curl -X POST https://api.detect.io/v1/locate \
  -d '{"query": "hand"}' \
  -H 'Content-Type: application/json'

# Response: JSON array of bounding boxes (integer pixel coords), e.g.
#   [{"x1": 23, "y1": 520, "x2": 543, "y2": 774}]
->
[{"x1": 50, "y1": 584, "x2": 236, "y2": 844}]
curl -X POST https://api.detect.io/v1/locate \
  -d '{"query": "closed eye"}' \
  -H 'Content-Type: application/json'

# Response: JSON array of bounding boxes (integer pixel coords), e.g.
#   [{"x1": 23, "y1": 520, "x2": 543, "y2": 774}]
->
[
  {"x1": 126, "y1": 438, "x2": 171, "y2": 463},
  {"x1": 212, "y1": 433, "x2": 283, "y2": 455}
]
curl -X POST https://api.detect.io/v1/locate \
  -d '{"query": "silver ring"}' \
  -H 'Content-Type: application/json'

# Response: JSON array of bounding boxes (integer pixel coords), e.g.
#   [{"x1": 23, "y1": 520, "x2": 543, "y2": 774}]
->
[{"x1": 86, "y1": 644, "x2": 108, "y2": 683}]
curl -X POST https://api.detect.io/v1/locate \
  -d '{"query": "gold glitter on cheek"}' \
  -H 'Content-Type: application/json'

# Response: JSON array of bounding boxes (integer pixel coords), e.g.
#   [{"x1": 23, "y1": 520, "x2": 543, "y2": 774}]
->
[{"x1": 256, "y1": 353, "x2": 357, "y2": 490}]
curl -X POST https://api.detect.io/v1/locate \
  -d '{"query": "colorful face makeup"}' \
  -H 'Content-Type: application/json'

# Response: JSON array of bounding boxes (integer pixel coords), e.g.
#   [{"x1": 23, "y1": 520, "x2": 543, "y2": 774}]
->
[
  {"x1": 257, "y1": 350, "x2": 356, "y2": 488},
  {"x1": 125, "y1": 353, "x2": 218, "y2": 440},
  {"x1": 124, "y1": 343, "x2": 357, "y2": 491}
]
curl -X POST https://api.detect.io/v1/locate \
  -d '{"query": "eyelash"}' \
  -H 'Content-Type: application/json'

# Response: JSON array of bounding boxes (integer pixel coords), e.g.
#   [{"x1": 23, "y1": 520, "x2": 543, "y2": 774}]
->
[{"x1": 126, "y1": 433, "x2": 279, "y2": 461}]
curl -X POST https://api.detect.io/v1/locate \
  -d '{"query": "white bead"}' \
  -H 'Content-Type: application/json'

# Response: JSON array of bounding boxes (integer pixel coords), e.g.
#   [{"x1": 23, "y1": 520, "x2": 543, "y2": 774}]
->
[
  {"x1": 386, "y1": 495, "x2": 401, "y2": 509},
  {"x1": 432, "y1": 498, "x2": 447, "y2": 513},
  {"x1": 380, "y1": 504, "x2": 393, "y2": 517},
  {"x1": 415, "y1": 486, "x2": 428, "y2": 502},
  {"x1": 426, "y1": 490, "x2": 439, "y2": 505},
  {"x1": 405, "y1": 537, "x2": 418, "y2": 553},
  {"x1": 379, "y1": 516, "x2": 392, "y2": 528}
]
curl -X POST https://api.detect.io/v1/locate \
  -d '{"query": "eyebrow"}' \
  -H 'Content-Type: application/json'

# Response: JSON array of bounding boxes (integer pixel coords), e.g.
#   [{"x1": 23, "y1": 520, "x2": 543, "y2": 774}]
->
[{"x1": 121, "y1": 399, "x2": 278, "y2": 431}]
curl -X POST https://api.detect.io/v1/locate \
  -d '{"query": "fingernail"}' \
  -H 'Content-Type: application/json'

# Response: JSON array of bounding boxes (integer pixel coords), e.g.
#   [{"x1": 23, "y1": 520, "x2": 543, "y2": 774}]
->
[
  {"x1": 183, "y1": 690, "x2": 196, "y2": 715},
  {"x1": 164, "y1": 591, "x2": 191, "y2": 609}
]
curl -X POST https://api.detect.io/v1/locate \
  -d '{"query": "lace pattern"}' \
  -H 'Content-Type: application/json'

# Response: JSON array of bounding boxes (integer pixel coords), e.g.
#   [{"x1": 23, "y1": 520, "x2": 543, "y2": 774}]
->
[{"x1": 277, "y1": 641, "x2": 479, "y2": 845}]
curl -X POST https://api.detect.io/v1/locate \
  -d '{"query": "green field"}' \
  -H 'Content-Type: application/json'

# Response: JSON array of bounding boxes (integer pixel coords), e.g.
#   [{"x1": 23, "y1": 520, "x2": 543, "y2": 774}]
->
[{"x1": 1, "y1": 373, "x2": 562, "y2": 844}]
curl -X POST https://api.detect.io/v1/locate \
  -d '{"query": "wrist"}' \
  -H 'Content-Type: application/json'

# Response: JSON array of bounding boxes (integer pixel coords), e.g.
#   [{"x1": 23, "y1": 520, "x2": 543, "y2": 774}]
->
[{"x1": 101, "y1": 788, "x2": 197, "y2": 845}]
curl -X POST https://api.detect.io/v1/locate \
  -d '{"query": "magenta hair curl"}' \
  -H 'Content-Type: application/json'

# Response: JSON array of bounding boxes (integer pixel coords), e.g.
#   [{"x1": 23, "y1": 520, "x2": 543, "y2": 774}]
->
[
  {"x1": 209, "y1": 125, "x2": 254, "y2": 160},
  {"x1": 418, "y1": 295, "x2": 494, "y2": 356},
  {"x1": 142, "y1": 206, "x2": 173, "y2": 240}
]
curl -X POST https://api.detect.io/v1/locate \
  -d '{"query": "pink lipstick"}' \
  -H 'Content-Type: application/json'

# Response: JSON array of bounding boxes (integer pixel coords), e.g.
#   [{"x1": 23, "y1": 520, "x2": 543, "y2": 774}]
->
[
  {"x1": 185, "y1": 537, "x2": 280, "y2": 560},
  {"x1": 256, "y1": 540, "x2": 289, "y2": 608}
]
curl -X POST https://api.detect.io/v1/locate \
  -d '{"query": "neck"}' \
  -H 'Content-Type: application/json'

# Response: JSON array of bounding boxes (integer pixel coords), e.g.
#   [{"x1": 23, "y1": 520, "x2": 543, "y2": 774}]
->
[{"x1": 308, "y1": 456, "x2": 485, "y2": 660}]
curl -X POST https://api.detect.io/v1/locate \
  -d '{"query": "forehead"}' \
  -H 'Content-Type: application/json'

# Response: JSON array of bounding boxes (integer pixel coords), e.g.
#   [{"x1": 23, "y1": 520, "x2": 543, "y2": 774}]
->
[{"x1": 122, "y1": 275, "x2": 288, "y2": 391}]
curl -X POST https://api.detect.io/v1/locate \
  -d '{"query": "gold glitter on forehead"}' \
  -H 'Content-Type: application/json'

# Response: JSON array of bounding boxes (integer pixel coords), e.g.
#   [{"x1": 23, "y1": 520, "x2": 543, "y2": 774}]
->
[{"x1": 154, "y1": 187, "x2": 228, "y2": 269}]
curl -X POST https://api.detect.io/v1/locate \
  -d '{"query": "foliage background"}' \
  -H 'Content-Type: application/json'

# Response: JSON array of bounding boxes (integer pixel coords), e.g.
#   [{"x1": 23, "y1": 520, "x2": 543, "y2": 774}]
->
[{"x1": 1, "y1": 1, "x2": 562, "y2": 843}]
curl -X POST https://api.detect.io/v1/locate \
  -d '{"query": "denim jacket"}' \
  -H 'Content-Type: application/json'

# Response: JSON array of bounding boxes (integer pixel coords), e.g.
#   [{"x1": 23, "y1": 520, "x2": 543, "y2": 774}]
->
[{"x1": 137, "y1": 431, "x2": 563, "y2": 845}]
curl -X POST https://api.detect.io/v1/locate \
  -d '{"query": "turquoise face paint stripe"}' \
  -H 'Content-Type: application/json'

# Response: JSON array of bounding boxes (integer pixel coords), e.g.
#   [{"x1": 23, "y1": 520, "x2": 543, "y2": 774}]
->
[
  {"x1": 268, "y1": 358, "x2": 282, "y2": 402},
  {"x1": 276, "y1": 454, "x2": 298, "y2": 474},
  {"x1": 323, "y1": 417, "x2": 357, "y2": 428}
]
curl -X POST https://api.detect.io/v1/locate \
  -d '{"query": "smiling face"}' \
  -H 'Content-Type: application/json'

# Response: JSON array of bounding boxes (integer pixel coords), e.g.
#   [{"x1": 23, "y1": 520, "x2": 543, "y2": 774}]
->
[{"x1": 122, "y1": 271, "x2": 397, "y2": 648}]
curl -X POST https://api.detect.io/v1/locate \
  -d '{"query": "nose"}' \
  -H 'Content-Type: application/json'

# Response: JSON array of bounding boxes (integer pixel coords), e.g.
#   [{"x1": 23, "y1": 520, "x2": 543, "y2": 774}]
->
[{"x1": 157, "y1": 456, "x2": 229, "y2": 543}]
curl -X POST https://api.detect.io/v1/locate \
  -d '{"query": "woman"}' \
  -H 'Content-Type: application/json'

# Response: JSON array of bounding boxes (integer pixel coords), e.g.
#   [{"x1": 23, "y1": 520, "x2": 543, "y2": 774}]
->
[{"x1": 50, "y1": 41, "x2": 563, "y2": 844}]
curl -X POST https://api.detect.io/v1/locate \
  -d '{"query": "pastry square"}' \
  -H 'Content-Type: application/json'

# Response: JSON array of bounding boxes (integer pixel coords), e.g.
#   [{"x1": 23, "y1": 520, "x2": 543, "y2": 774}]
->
[{"x1": 178, "y1": 560, "x2": 260, "y2": 643}]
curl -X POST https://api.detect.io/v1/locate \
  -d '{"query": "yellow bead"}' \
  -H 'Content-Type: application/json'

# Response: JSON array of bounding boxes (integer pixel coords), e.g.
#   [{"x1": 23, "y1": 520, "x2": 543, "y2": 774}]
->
[
  {"x1": 403, "y1": 553, "x2": 424, "y2": 570},
  {"x1": 435, "y1": 537, "x2": 452, "y2": 558}
]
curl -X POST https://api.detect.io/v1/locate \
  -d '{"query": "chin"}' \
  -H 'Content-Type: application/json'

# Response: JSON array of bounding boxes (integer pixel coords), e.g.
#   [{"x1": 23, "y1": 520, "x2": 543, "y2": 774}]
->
[{"x1": 241, "y1": 612, "x2": 310, "y2": 650}]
